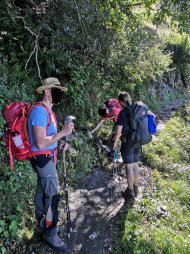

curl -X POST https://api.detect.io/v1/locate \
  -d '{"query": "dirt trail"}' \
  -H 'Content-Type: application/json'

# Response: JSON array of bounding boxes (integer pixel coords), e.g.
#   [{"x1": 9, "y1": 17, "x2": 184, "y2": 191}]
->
[
  {"x1": 156, "y1": 98, "x2": 186, "y2": 131},
  {"x1": 60, "y1": 164, "x2": 151, "y2": 254},
  {"x1": 60, "y1": 167, "x2": 127, "y2": 254},
  {"x1": 28, "y1": 98, "x2": 187, "y2": 254}
]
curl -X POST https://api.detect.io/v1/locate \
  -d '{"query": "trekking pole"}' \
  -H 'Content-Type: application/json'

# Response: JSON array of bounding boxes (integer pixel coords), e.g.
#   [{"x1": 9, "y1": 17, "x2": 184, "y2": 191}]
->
[
  {"x1": 113, "y1": 148, "x2": 118, "y2": 175},
  {"x1": 109, "y1": 148, "x2": 119, "y2": 202},
  {"x1": 113, "y1": 148, "x2": 122, "y2": 197},
  {"x1": 62, "y1": 115, "x2": 76, "y2": 239},
  {"x1": 62, "y1": 149, "x2": 72, "y2": 239}
]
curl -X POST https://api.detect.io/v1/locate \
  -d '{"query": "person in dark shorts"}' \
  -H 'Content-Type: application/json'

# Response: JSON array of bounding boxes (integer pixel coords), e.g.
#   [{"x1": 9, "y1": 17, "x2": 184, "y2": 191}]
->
[{"x1": 113, "y1": 92, "x2": 141, "y2": 200}]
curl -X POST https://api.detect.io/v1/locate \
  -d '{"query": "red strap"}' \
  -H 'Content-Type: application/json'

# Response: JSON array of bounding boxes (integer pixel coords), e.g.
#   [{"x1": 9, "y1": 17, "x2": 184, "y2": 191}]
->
[
  {"x1": 12, "y1": 116, "x2": 19, "y2": 131},
  {"x1": 41, "y1": 103, "x2": 52, "y2": 127},
  {"x1": 9, "y1": 116, "x2": 18, "y2": 171},
  {"x1": 30, "y1": 148, "x2": 57, "y2": 157},
  {"x1": 17, "y1": 144, "x2": 24, "y2": 149},
  {"x1": 30, "y1": 150, "x2": 53, "y2": 157},
  {"x1": 30, "y1": 102, "x2": 57, "y2": 128},
  {"x1": 52, "y1": 111, "x2": 58, "y2": 128},
  {"x1": 8, "y1": 133, "x2": 14, "y2": 172}
]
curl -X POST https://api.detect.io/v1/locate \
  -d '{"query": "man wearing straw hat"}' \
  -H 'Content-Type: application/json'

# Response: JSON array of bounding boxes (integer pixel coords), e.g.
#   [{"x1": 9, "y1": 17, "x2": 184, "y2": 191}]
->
[{"x1": 28, "y1": 77, "x2": 73, "y2": 252}]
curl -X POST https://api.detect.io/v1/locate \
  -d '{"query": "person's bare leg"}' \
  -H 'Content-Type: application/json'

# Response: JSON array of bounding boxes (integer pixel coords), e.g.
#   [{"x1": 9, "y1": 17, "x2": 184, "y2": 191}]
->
[
  {"x1": 133, "y1": 162, "x2": 140, "y2": 186},
  {"x1": 133, "y1": 162, "x2": 140, "y2": 196},
  {"x1": 125, "y1": 163, "x2": 134, "y2": 190},
  {"x1": 122, "y1": 163, "x2": 135, "y2": 199}
]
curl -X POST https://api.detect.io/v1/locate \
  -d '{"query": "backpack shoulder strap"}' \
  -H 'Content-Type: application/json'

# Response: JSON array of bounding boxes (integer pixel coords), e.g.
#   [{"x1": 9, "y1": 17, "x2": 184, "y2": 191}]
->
[
  {"x1": 31, "y1": 102, "x2": 53, "y2": 127},
  {"x1": 124, "y1": 105, "x2": 137, "y2": 130},
  {"x1": 40, "y1": 103, "x2": 53, "y2": 127},
  {"x1": 132, "y1": 101, "x2": 148, "y2": 119},
  {"x1": 126, "y1": 104, "x2": 135, "y2": 118},
  {"x1": 135, "y1": 101, "x2": 148, "y2": 114},
  {"x1": 40, "y1": 103, "x2": 58, "y2": 127}
]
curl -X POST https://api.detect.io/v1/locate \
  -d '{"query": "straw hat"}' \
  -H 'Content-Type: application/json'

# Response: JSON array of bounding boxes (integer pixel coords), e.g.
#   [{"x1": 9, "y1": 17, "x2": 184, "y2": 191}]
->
[{"x1": 36, "y1": 77, "x2": 68, "y2": 94}]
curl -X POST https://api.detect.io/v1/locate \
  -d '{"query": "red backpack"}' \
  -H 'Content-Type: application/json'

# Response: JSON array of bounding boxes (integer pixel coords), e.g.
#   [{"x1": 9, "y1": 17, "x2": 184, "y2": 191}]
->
[
  {"x1": 104, "y1": 98, "x2": 122, "y2": 115},
  {"x1": 2, "y1": 101, "x2": 57, "y2": 171}
]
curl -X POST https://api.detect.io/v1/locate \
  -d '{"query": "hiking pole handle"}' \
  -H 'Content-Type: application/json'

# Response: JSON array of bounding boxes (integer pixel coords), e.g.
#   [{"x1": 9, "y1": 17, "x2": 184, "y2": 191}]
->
[{"x1": 64, "y1": 115, "x2": 76, "y2": 142}]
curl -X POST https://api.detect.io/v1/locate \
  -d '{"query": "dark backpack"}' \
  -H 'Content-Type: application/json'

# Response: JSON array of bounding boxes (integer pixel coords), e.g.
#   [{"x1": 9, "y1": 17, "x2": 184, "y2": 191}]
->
[{"x1": 124, "y1": 101, "x2": 152, "y2": 145}]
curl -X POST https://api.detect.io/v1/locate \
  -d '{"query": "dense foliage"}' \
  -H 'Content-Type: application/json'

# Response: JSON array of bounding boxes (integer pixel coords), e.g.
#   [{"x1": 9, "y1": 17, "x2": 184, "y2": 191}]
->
[
  {"x1": 1, "y1": 0, "x2": 190, "y2": 124},
  {"x1": 0, "y1": 0, "x2": 190, "y2": 253}
]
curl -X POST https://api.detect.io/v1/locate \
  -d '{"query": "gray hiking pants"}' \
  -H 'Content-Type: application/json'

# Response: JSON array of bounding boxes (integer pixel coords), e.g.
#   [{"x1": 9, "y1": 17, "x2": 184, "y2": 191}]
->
[{"x1": 30, "y1": 157, "x2": 59, "y2": 223}]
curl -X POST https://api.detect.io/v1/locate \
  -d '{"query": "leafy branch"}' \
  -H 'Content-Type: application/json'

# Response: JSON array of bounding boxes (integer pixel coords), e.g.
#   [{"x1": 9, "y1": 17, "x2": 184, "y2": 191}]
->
[
  {"x1": 73, "y1": 0, "x2": 92, "y2": 41},
  {"x1": 6, "y1": 4, "x2": 42, "y2": 81}
]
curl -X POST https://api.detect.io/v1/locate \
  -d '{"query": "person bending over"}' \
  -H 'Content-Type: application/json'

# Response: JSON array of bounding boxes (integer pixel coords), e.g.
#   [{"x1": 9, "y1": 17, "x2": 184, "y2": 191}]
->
[{"x1": 90, "y1": 99, "x2": 122, "y2": 139}]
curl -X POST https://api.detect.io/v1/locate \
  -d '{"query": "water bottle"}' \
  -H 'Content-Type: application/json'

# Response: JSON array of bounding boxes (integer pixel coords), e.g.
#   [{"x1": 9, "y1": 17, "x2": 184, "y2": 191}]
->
[
  {"x1": 11, "y1": 131, "x2": 25, "y2": 148},
  {"x1": 113, "y1": 148, "x2": 118, "y2": 162},
  {"x1": 64, "y1": 115, "x2": 75, "y2": 142}
]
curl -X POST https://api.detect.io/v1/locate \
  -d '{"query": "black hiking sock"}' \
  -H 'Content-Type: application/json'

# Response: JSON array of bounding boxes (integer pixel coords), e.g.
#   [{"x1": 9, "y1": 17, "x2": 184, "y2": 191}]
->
[{"x1": 133, "y1": 185, "x2": 139, "y2": 197}]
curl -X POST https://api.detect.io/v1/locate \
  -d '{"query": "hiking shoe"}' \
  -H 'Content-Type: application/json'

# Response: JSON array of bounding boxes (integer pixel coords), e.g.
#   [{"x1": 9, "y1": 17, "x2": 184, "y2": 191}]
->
[
  {"x1": 122, "y1": 188, "x2": 135, "y2": 201},
  {"x1": 133, "y1": 185, "x2": 139, "y2": 197},
  {"x1": 43, "y1": 228, "x2": 67, "y2": 253}
]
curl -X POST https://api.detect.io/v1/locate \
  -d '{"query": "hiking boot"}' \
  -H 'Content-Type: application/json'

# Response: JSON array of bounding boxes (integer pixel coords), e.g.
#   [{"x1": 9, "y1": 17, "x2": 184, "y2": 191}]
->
[
  {"x1": 122, "y1": 188, "x2": 135, "y2": 201},
  {"x1": 43, "y1": 228, "x2": 67, "y2": 253},
  {"x1": 133, "y1": 185, "x2": 139, "y2": 197}
]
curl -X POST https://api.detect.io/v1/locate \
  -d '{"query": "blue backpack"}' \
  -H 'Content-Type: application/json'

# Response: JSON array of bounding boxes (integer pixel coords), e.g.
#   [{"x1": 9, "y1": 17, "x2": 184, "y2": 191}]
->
[{"x1": 147, "y1": 114, "x2": 157, "y2": 135}]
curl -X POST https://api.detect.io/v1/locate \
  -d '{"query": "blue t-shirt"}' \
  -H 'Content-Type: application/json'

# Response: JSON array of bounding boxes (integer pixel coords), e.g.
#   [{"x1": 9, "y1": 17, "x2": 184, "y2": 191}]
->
[{"x1": 27, "y1": 105, "x2": 57, "y2": 152}]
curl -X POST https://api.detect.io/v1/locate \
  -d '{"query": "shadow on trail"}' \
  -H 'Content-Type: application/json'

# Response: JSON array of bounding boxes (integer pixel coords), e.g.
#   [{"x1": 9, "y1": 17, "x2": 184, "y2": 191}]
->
[
  {"x1": 59, "y1": 167, "x2": 128, "y2": 254},
  {"x1": 24, "y1": 165, "x2": 158, "y2": 254},
  {"x1": 26, "y1": 162, "x2": 128, "y2": 254}
]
